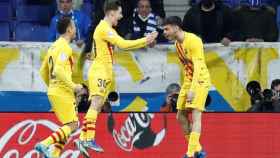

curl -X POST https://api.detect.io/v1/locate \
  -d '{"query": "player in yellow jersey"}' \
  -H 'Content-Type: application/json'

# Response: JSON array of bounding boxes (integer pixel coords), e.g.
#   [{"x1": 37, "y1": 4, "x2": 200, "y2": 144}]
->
[
  {"x1": 74, "y1": 1, "x2": 158, "y2": 156},
  {"x1": 35, "y1": 17, "x2": 84, "y2": 158},
  {"x1": 163, "y1": 16, "x2": 211, "y2": 158}
]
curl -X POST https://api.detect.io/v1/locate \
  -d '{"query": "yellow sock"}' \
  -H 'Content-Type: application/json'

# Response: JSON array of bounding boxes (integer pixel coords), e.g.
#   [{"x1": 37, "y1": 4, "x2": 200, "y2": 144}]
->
[
  {"x1": 185, "y1": 134, "x2": 189, "y2": 143},
  {"x1": 52, "y1": 141, "x2": 66, "y2": 157},
  {"x1": 184, "y1": 134, "x2": 190, "y2": 154},
  {"x1": 196, "y1": 142, "x2": 202, "y2": 152},
  {"x1": 85, "y1": 108, "x2": 98, "y2": 141},
  {"x1": 41, "y1": 125, "x2": 71, "y2": 147},
  {"x1": 187, "y1": 132, "x2": 200, "y2": 157},
  {"x1": 79, "y1": 120, "x2": 87, "y2": 141}
]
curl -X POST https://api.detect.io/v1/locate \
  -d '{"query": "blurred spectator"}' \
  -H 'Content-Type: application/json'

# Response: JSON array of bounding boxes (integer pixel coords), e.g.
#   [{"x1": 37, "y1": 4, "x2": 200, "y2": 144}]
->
[
  {"x1": 246, "y1": 80, "x2": 280, "y2": 112},
  {"x1": 130, "y1": 0, "x2": 166, "y2": 42},
  {"x1": 72, "y1": 0, "x2": 83, "y2": 10},
  {"x1": 92, "y1": 0, "x2": 165, "y2": 37},
  {"x1": 232, "y1": 0, "x2": 278, "y2": 42},
  {"x1": 49, "y1": 0, "x2": 91, "y2": 47},
  {"x1": 182, "y1": 0, "x2": 234, "y2": 46},
  {"x1": 271, "y1": 79, "x2": 280, "y2": 97},
  {"x1": 160, "y1": 83, "x2": 180, "y2": 112},
  {"x1": 271, "y1": 79, "x2": 280, "y2": 112},
  {"x1": 150, "y1": 0, "x2": 166, "y2": 19}
]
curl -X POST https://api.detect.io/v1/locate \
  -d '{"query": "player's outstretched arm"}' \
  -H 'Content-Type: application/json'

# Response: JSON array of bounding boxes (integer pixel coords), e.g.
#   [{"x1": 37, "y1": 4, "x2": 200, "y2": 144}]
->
[
  {"x1": 39, "y1": 55, "x2": 50, "y2": 86},
  {"x1": 103, "y1": 29, "x2": 158, "y2": 50}
]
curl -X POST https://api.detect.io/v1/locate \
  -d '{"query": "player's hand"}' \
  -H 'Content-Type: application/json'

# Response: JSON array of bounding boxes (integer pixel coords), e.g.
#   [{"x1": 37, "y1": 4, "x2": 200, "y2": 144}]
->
[
  {"x1": 74, "y1": 84, "x2": 84, "y2": 94},
  {"x1": 151, "y1": 31, "x2": 158, "y2": 39},
  {"x1": 76, "y1": 40, "x2": 84, "y2": 48},
  {"x1": 186, "y1": 91, "x2": 195, "y2": 103},
  {"x1": 148, "y1": 40, "x2": 157, "y2": 48},
  {"x1": 146, "y1": 31, "x2": 158, "y2": 45}
]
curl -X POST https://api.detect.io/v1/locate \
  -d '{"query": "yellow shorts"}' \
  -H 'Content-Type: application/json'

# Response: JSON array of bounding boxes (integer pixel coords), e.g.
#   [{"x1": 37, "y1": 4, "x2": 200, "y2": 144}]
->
[
  {"x1": 48, "y1": 95, "x2": 78, "y2": 124},
  {"x1": 88, "y1": 66, "x2": 112, "y2": 98},
  {"x1": 176, "y1": 85, "x2": 209, "y2": 111}
]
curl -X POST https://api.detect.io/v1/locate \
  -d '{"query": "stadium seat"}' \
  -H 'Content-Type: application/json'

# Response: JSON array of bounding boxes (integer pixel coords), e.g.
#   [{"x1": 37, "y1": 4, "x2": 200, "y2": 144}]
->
[
  {"x1": 0, "y1": 22, "x2": 10, "y2": 41},
  {"x1": 0, "y1": 0, "x2": 10, "y2": 3},
  {"x1": 16, "y1": 5, "x2": 52, "y2": 25},
  {"x1": 15, "y1": 0, "x2": 53, "y2": 6},
  {"x1": 0, "y1": 3, "x2": 12, "y2": 21},
  {"x1": 15, "y1": 23, "x2": 49, "y2": 41},
  {"x1": 277, "y1": 6, "x2": 280, "y2": 41}
]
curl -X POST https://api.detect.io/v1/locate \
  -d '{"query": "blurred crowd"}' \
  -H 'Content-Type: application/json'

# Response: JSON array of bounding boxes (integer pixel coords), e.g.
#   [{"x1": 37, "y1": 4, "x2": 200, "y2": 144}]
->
[
  {"x1": 246, "y1": 79, "x2": 280, "y2": 112},
  {"x1": 1, "y1": 0, "x2": 280, "y2": 46}
]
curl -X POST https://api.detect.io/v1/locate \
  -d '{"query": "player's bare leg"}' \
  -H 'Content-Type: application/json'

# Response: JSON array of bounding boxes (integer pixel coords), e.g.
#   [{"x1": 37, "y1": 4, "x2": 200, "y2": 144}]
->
[
  {"x1": 186, "y1": 109, "x2": 206, "y2": 158},
  {"x1": 75, "y1": 95, "x2": 104, "y2": 157},
  {"x1": 176, "y1": 110, "x2": 192, "y2": 136},
  {"x1": 35, "y1": 121, "x2": 79, "y2": 158}
]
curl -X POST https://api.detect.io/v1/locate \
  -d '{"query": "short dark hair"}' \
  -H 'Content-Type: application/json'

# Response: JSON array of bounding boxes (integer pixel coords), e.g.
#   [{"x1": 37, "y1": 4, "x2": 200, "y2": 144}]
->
[
  {"x1": 163, "y1": 16, "x2": 182, "y2": 28},
  {"x1": 271, "y1": 79, "x2": 280, "y2": 89},
  {"x1": 56, "y1": 16, "x2": 72, "y2": 34},
  {"x1": 104, "y1": 1, "x2": 121, "y2": 13}
]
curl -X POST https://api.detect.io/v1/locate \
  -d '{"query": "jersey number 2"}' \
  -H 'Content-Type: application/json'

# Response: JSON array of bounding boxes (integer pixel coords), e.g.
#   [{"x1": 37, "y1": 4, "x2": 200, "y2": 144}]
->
[{"x1": 49, "y1": 56, "x2": 56, "y2": 79}]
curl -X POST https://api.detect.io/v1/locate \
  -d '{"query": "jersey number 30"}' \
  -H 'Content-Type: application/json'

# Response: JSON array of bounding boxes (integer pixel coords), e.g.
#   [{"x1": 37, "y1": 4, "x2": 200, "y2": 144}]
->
[{"x1": 97, "y1": 79, "x2": 109, "y2": 88}]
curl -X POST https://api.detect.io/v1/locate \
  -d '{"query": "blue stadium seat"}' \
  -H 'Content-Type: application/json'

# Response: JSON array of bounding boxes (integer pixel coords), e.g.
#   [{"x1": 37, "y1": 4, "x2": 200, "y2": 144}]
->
[
  {"x1": 0, "y1": 0, "x2": 10, "y2": 3},
  {"x1": 16, "y1": 5, "x2": 52, "y2": 24},
  {"x1": 0, "y1": 3, "x2": 12, "y2": 21},
  {"x1": 277, "y1": 6, "x2": 280, "y2": 41},
  {"x1": 0, "y1": 22, "x2": 10, "y2": 41},
  {"x1": 15, "y1": 23, "x2": 49, "y2": 41}
]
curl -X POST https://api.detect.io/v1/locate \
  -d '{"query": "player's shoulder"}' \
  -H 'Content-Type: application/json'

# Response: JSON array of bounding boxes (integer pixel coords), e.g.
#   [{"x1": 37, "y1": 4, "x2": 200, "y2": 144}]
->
[
  {"x1": 186, "y1": 32, "x2": 202, "y2": 42},
  {"x1": 96, "y1": 20, "x2": 115, "y2": 34},
  {"x1": 60, "y1": 38, "x2": 72, "y2": 51},
  {"x1": 95, "y1": 20, "x2": 109, "y2": 32},
  {"x1": 185, "y1": 32, "x2": 203, "y2": 46}
]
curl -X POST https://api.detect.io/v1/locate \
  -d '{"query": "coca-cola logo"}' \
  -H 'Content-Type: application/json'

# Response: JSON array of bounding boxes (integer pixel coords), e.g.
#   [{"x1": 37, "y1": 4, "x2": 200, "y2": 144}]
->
[
  {"x1": 0, "y1": 119, "x2": 80, "y2": 158},
  {"x1": 107, "y1": 113, "x2": 167, "y2": 152}
]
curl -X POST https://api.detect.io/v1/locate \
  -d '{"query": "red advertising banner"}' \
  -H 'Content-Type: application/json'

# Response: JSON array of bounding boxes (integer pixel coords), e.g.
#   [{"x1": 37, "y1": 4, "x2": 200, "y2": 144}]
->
[{"x1": 0, "y1": 113, "x2": 279, "y2": 158}]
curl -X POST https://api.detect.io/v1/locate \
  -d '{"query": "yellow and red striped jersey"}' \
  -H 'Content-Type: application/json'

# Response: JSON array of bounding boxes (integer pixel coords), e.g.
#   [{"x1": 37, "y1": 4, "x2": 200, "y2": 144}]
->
[{"x1": 175, "y1": 32, "x2": 211, "y2": 91}]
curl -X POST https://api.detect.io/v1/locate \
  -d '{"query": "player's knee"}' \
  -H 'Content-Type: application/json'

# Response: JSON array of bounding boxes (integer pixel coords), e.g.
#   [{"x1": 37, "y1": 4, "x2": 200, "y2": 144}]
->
[
  {"x1": 191, "y1": 110, "x2": 202, "y2": 132},
  {"x1": 176, "y1": 110, "x2": 185, "y2": 122},
  {"x1": 192, "y1": 109, "x2": 202, "y2": 123}
]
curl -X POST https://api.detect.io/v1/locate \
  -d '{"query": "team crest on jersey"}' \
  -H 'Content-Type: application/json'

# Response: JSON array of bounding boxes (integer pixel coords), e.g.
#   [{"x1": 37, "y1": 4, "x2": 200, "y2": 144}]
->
[
  {"x1": 60, "y1": 52, "x2": 68, "y2": 61},
  {"x1": 108, "y1": 31, "x2": 114, "y2": 38}
]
